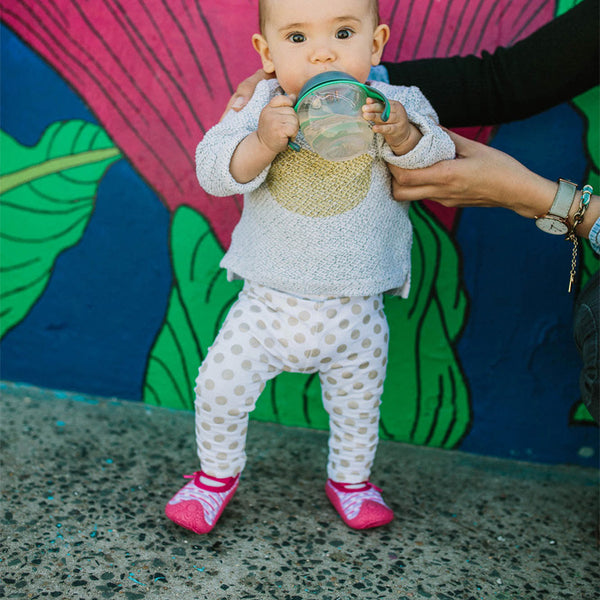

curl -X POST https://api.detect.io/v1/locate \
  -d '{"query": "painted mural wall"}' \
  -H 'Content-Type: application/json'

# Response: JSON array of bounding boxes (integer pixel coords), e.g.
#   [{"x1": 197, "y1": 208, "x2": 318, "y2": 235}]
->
[{"x1": 0, "y1": 0, "x2": 598, "y2": 466}]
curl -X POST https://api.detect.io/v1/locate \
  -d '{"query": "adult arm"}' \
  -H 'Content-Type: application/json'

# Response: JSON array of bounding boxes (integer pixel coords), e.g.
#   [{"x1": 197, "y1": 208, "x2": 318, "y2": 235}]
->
[
  {"x1": 382, "y1": 0, "x2": 599, "y2": 126},
  {"x1": 389, "y1": 130, "x2": 600, "y2": 245}
]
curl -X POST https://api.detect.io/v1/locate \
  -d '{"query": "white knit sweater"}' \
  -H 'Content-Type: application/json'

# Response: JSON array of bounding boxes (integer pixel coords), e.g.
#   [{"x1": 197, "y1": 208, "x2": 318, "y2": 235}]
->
[{"x1": 196, "y1": 79, "x2": 455, "y2": 298}]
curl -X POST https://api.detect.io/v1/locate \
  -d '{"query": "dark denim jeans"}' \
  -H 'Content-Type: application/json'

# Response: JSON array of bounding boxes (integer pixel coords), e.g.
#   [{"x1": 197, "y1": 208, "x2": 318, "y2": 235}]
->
[{"x1": 573, "y1": 269, "x2": 600, "y2": 423}]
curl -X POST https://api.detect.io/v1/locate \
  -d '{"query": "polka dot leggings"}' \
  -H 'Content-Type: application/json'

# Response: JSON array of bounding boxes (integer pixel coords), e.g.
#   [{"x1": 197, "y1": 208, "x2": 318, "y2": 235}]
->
[{"x1": 194, "y1": 281, "x2": 389, "y2": 483}]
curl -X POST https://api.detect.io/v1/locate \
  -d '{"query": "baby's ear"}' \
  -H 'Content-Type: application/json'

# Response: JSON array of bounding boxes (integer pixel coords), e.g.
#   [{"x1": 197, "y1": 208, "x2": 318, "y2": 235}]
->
[
  {"x1": 371, "y1": 24, "x2": 390, "y2": 66},
  {"x1": 252, "y1": 34, "x2": 276, "y2": 74}
]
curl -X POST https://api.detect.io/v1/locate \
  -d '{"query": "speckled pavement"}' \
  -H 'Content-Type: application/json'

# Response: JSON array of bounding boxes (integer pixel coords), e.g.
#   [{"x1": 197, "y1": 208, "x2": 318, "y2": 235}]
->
[{"x1": 1, "y1": 381, "x2": 598, "y2": 600}]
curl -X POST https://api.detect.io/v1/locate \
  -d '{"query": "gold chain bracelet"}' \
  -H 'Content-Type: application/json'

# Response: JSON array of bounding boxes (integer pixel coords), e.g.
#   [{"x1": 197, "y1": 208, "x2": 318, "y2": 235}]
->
[{"x1": 566, "y1": 184, "x2": 593, "y2": 292}]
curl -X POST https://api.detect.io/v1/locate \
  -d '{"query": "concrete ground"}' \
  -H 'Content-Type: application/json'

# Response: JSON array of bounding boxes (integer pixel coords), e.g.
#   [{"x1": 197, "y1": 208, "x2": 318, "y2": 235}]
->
[{"x1": 0, "y1": 380, "x2": 598, "y2": 600}]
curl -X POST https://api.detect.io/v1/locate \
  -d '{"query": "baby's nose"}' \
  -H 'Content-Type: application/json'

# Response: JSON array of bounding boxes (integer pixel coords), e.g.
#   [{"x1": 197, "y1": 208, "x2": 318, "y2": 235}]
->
[{"x1": 310, "y1": 45, "x2": 335, "y2": 63}]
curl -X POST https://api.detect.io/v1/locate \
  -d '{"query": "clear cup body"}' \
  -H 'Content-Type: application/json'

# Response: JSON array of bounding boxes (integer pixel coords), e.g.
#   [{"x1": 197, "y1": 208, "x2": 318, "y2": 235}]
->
[{"x1": 296, "y1": 83, "x2": 374, "y2": 162}]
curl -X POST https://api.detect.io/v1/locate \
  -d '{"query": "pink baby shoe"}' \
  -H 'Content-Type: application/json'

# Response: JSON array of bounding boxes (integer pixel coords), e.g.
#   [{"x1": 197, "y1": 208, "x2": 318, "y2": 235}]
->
[
  {"x1": 165, "y1": 471, "x2": 239, "y2": 534},
  {"x1": 326, "y1": 479, "x2": 394, "y2": 529}
]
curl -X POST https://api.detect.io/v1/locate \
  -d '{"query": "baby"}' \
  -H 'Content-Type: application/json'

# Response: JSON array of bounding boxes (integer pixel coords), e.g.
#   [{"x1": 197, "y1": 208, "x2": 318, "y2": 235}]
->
[{"x1": 165, "y1": 0, "x2": 455, "y2": 533}]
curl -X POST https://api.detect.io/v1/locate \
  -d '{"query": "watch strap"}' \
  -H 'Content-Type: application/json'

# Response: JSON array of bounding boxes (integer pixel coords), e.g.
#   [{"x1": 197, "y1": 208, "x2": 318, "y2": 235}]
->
[{"x1": 548, "y1": 178, "x2": 577, "y2": 220}]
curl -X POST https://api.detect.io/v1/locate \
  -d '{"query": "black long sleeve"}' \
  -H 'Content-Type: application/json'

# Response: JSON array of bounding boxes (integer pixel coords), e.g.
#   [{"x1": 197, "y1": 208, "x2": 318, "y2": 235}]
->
[{"x1": 383, "y1": 0, "x2": 599, "y2": 127}]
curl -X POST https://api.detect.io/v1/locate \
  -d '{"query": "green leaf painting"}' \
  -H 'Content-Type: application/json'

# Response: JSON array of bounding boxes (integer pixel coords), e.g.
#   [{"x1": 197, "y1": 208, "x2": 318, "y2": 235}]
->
[
  {"x1": 0, "y1": 121, "x2": 121, "y2": 338},
  {"x1": 143, "y1": 206, "x2": 242, "y2": 410},
  {"x1": 144, "y1": 204, "x2": 471, "y2": 449}
]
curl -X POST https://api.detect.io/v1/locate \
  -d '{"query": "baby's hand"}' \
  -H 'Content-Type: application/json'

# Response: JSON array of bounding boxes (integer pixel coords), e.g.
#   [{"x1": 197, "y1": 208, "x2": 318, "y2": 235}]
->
[
  {"x1": 256, "y1": 94, "x2": 299, "y2": 155},
  {"x1": 362, "y1": 98, "x2": 422, "y2": 156}
]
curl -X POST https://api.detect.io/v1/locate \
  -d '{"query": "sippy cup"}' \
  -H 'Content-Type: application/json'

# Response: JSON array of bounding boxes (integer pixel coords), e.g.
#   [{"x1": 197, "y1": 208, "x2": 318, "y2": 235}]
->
[{"x1": 292, "y1": 71, "x2": 390, "y2": 162}]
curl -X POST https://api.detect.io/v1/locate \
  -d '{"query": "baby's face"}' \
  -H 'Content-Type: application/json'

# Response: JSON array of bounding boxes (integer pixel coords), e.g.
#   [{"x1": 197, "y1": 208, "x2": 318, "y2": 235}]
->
[{"x1": 253, "y1": 0, "x2": 389, "y2": 97}]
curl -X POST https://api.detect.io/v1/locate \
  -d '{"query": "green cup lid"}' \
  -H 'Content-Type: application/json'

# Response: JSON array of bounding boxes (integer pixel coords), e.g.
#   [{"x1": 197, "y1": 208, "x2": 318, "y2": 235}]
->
[{"x1": 294, "y1": 71, "x2": 390, "y2": 122}]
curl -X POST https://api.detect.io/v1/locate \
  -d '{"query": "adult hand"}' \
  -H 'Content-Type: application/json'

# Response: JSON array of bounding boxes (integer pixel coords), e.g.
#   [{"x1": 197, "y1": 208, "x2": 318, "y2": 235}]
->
[
  {"x1": 389, "y1": 130, "x2": 557, "y2": 220},
  {"x1": 220, "y1": 69, "x2": 273, "y2": 121}
]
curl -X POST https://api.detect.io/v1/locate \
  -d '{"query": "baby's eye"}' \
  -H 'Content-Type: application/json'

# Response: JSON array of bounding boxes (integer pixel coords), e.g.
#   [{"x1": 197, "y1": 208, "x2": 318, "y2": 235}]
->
[
  {"x1": 288, "y1": 32, "x2": 306, "y2": 43},
  {"x1": 336, "y1": 28, "x2": 353, "y2": 40}
]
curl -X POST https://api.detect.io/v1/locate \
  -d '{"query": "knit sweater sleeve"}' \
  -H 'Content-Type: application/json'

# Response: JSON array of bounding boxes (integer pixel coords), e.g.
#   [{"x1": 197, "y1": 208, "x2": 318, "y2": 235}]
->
[
  {"x1": 372, "y1": 82, "x2": 456, "y2": 168},
  {"x1": 195, "y1": 80, "x2": 274, "y2": 197}
]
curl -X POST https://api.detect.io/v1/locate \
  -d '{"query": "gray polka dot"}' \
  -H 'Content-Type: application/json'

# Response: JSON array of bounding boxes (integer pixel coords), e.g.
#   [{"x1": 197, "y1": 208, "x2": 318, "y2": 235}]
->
[
  {"x1": 337, "y1": 344, "x2": 347, "y2": 353},
  {"x1": 361, "y1": 338, "x2": 372, "y2": 349},
  {"x1": 299, "y1": 310, "x2": 311, "y2": 321},
  {"x1": 231, "y1": 344, "x2": 243, "y2": 355},
  {"x1": 213, "y1": 416, "x2": 225, "y2": 424},
  {"x1": 233, "y1": 309, "x2": 243, "y2": 318},
  {"x1": 215, "y1": 396, "x2": 228, "y2": 405},
  {"x1": 287, "y1": 297, "x2": 298, "y2": 307},
  {"x1": 325, "y1": 334, "x2": 336, "y2": 344},
  {"x1": 257, "y1": 320, "x2": 267, "y2": 330},
  {"x1": 339, "y1": 319, "x2": 349, "y2": 329},
  {"x1": 214, "y1": 434, "x2": 225, "y2": 443},
  {"x1": 234, "y1": 385, "x2": 245, "y2": 396},
  {"x1": 214, "y1": 353, "x2": 225, "y2": 363},
  {"x1": 222, "y1": 369, "x2": 234, "y2": 380},
  {"x1": 294, "y1": 332, "x2": 306, "y2": 344},
  {"x1": 239, "y1": 323, "x2": 250, "y2": 332},
  {"x1": 223, "y1": 330, "x2": 234, "y2": 340},
  {"x1": 241, "y1": 360, "x2": 252, "y2": 371},
  {"x1": 362, "y1": 315, "x2": 371, "y2": 325},
  {"x1": 250, "y1": 304, "x2": 261, "y2": 313},
  {"x1": 351, "y1": 304, "x2": 362, "y2": 315},
  {"x1": 374, "y1": 324, "x2": 382, "y2": 334},
  {"x1": 326, "y1": 308, "x2": 338, "y2": 319},
  {"x1": 204, "y1": 379, "x2": 215, "y2": 390},
  {"x1": 368, "y1": 370, "x2": 378, "y2": 380},
  {"x1": 288, "y1": 316, "x2": 299, "y2": 326},
  {"x1": 265, "y1": 338, "x2": 275, "y2": 348}
]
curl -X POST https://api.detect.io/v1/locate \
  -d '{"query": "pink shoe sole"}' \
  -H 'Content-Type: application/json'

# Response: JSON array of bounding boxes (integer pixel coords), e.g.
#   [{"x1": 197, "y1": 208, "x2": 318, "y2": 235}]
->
[
  {"x1": 326, "y1": 479, "x2": 394, "y2": 530},
  {"x1": 165, "y1": 472, "x2": 239, "y2": 534}
]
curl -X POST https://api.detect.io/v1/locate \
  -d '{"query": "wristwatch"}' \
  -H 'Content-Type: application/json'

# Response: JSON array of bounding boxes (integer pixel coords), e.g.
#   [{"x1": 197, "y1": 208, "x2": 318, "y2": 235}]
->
[{"x1": 535, "y1": 178, "x2": 577, "y2": 235}]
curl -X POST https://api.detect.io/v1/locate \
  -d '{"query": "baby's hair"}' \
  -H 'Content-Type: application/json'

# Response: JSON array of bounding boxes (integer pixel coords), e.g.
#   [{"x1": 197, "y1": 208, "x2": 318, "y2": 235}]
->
[{"x1": 258, "y1": 0, "x2": 381, "y2": 33}]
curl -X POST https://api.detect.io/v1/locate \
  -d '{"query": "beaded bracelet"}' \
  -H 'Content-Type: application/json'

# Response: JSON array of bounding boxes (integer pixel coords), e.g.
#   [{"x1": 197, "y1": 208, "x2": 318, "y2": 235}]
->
[{"x1": 566, "y1": 184, "x2": 594, "y2": 292}]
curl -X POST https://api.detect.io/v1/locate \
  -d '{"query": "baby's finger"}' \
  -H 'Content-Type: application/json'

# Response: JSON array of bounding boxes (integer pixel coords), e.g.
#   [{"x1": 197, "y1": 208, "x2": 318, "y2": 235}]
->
[{"x1": 269, "y1": 94, "x2": 296, "y2": 109}]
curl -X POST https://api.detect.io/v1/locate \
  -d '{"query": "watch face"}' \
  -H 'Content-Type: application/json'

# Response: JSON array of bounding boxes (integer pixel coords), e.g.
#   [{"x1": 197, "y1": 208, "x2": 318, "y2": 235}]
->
[{"x1": 535, "y1": 217, "x2": 568, "y2": 235}]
